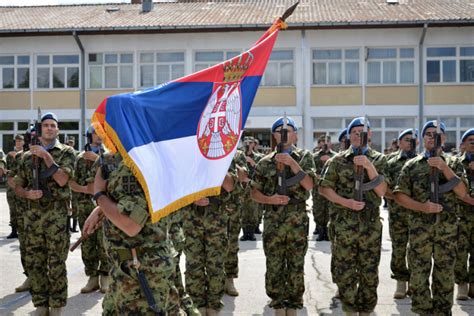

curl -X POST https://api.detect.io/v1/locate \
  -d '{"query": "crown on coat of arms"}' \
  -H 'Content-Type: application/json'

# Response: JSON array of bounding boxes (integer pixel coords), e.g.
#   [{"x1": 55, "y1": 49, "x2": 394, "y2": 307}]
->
[{"x1": 223, "y1": 52, "x2": 254, "y2": 82}]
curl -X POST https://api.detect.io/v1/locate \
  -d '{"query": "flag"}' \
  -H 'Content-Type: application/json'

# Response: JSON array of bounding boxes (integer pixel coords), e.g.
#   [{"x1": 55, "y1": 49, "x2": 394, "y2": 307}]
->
[{"x1": 92, "y1": 19, "x2": 287, "y2": 222}]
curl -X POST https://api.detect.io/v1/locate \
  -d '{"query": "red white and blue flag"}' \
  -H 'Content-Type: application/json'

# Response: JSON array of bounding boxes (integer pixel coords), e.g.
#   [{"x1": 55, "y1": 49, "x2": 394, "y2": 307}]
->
[{"x1": 92, "y1": 20, "x2": 285, "y2": 222}]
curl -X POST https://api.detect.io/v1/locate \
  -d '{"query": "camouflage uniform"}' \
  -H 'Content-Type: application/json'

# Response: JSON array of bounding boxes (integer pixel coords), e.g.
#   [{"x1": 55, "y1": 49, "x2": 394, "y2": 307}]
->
[
  {"x1": 251, "y1": 146, "x2": 316, "y2": 309},
  {"x1": 6, "y1": 152, "x2": 19, "y2": 233},
  {"x1": 14, "y1": 141, "x2": 75, "y2": 308},
  {"x1": 394, "y1": 152, "x2": 461, "y2": 315},
  {"x1": 319, "y1": 146, "x2": 387, "y2": 313},
  {"x1": 73, "y1": 150, "x2": 110, "y2": 278},
  {"x1": 182, "y1": 187, "x2": 232, "y2": 310},
  {"x1": 241, "y1": 150, "x2": 263, "y2": 235},
  {"x1": 312, "y1": 148, "x2": 336, "y2": 237},
  {"x1": 385, "y1": 151, "x2": 415, "y2": 283},
  {"x1": 449, "y1": 153, "x2": 474, "y2": 286},
  {"x1": 101, "y1": 154, "x2": 179, "y2": 315}
]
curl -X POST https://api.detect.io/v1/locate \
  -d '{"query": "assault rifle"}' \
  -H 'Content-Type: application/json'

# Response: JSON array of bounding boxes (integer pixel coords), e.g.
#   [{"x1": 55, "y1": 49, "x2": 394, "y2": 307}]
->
[
  {"x1": 354, "y1": 116, "x2": 368, "y2": 202},
  {"x1": 407, "y1": 127, "x2": 418, "y2": 159},
  {"x1": 276, "y1": 114, "x2": 288, "y2": 196},
  {"x1": 430, "y1": 119, "x2": 442, "y2": 224},
  {"x1": 31, "y1": 108, "x2": 42, "y2": 191},
  {"x1": 322, "y1": 133, "x2": 329, "y2": 154}
]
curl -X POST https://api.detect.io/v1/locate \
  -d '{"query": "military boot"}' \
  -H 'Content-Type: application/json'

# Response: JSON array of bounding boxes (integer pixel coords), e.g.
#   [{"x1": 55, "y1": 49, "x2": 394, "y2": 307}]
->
[
  {"x1": 99, "y1": 275, "x2": 110, "y2": 293},
  {"x1": 80, "y1": 276, "x2": 99, "y2": 293},
  {"x1": 49, "y1": 307, "x2": 63, "y2": 316},
  {"x1": 274, "y1": 309, "x2": 285, "y2": 316},
  {"x1": 224, "y1": 278, "x2": 239, "y2": 296},
  {"x1": 316, "y1": 226, "x2": 327, "y2": 241},
  {"x1": 240, "y1": 228, "x2": 249, "y2": 241},
  {"x1": 33, "y1": 306, "x2": 49, "y2": 316},
  {"x1": 15, "y1": 277, "x2": 30, "y2": 292},
  {"x1": 254, "y1": 226, "x2": 262, "y2": 234},
  {"x1": 456, "y1": 283, "x2": 469, "y2": 300},
  {"x1": 206, "y1": 308, "x2": 219, "y2": 316},
  {"x1": 6, "y1": 226, "x2": 18, "y2": 239},
  {"x1": 286, "y1": 308, "x2": 297, "y2": 316},
  {"x1": 198, "y1": 307, "x2": 207, "y2": 316},
  {"x1": 393, "y1": 280, "x2": 407, "y2": 299},
  {"x1": 469, "y1": 282, "x2": 474, "y2": 298},
  {"x1": 247, "y1": 226, "x2": 256, "y2": 241}
]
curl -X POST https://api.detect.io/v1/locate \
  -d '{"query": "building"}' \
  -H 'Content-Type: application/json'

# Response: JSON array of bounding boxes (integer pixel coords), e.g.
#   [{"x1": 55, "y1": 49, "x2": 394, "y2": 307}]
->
[{"x1": 0, "y1": 0, "x2": 473, "y2": 152}]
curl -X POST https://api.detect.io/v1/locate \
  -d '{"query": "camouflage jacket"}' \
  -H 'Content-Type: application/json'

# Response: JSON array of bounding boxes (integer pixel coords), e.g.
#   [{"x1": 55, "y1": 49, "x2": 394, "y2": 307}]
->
[
  {"x1": 104, "y1": 154, "x2": 172, "y2": 252},
  {"x1": 386, "y1": 150, "x2": 416, "y2": 212},
  {"x1": 72, "y1": 150, "x2": 95, "y2": 202},
  {"x1": 226, "y1": 149, "x2": 248, "y2": 209},
  {"x1": 313, "y1": 148, "x2": 337, "y2": 189},
  {"x1": 251, "y1": 146, "x2": 316, "y2": 206},
  {"x1": 244, "y1": 150, "x2": 263, "y2": 179},
  {"x1": 14, "y1": 140, "x2": 75, "y2": 202},
  {"x1": 319, "y1": 146, "x2": 387, "y2": 212},
  {"x1": 448, "y1": 152, "x2": 473, "y2": 207},
  {"x1": 6, "y1": 151, "x2": 20, "y2": 193},
  {"x1": 393, "y1": 152, "x2": 462, "y2": 216}
]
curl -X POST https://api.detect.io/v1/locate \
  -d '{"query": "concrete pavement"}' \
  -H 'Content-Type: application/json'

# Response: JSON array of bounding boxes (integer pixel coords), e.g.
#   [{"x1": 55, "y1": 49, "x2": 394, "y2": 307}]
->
[{"x1": 0, "y1": 188, "x2": 473, "y2": 315}]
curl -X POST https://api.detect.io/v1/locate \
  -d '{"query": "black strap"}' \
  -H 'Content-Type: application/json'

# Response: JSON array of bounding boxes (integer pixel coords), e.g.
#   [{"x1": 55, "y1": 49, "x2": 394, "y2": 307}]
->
[
  {"x1": 285, "y1": 170, "x2": 307, "y2": 187},
  {"x1": 361, "y1": 175, "x2": 384, "y2": 192},
  {"x1": 39, "y1": 163, "x2": 59, "y2": 179},
  {"x1": 208, "y1": 196, "x2": 222, "y2": 205},
  {"x1": 136, "y1": 270, "x2": 164, "y2": 316},
  {"x1": 439, "y1": 177, "x2": 461, "y2": 194}
]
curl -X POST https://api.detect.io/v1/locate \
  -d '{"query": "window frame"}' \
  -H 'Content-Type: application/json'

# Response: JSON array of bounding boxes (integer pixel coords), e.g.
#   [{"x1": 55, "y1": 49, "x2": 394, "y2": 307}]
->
[
  {"x1": 311, "y1": 47, "x2": 360, "y2": 86},
  {"x1": 366, "y1": 47, "x2": 417, "y2": 86},
  {"x1": 87, "y1": 52, "x2": 134, "y2": 90},
  {"x1": 35, "y1": 53, "x2": 80, "y2": 90},
  {"x1": 260, "y1": 49, "x2": 295, "y2": 87},
  {"x1": 0, "y1": 54, "x2": 31, "y2": 90},
  {"x1": 138, "y1": 50, "x2": 185, "y2": 88},
  {"x1": 193, "y1": 50, "x2": 241, "y2": 73},
  {"x1": 425, "y1": 45, "x2": 474, "y2": 84}
]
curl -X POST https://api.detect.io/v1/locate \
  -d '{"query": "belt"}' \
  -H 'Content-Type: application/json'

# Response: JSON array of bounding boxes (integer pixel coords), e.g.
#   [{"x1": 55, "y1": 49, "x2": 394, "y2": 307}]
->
[{"x1": 114, "y1": 247, "x2": 155, "y2": 262}]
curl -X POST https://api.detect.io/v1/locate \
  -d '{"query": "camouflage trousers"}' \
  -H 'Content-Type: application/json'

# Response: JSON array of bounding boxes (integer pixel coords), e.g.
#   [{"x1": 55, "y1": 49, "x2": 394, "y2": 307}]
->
[
  {"x1": 16, "y1": 199, "x2": 29, "y2": 276},
  {"x1": 455, "y1": 207, "x2": 474, "y2": 284},
  {"x1": 263, "y1": 205, "x2": 309, "y2": 309},
  {"x1": 241, "y1": 190, "x2": 258, "y2": 230},
  {"x1": 409, "y1": 213, "x2": 458, "y2": 315},
  {"x1": 6, "y1": 189, "x2": 18, "y2": 228},
  {"x1": 332, "y1": 212, "x2": 382, "y2": 313},
  {"x1": 103, "y1": 249, "x2": 179, "y2": 315},
  {"x1": 183, "y1": 204, "x2": 228, "y2": 310},
  {"x1": 77, "y1": 199, "x2": 110, "y2": 277},
  {"x1": 312, "y1": 190, "x2": 329, "y2": 227},
  {"x1": 388, "y1": 204, "x2": 411, "y2": 282},
  {"x1": 226, "y1": 205, "x2": 241, "y2": 278},
  {"x1": 24, "y1": 200, "x2": 70, "y2": 308}
]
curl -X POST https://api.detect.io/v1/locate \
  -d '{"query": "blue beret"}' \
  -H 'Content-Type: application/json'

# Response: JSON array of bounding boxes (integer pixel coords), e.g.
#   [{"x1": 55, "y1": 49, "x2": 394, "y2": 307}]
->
[
  {"x1": 86, "y1": 125, "x2": 96, "y2": 135},
  {"x1": 422, "y1": 120, "x2": 445, "y2": 137},
  {"x1": 398, "y1": 128, "x2": 418, "y2": 140},
  {"x1": 461, "y1": 128, "x2": 474, "y2": 142},
  {"x1": 41, "y1": 112, "x2": 59, "y2": 123},
  {"x1": 347, "y1": 117, "x2": 370, "y2": 134},
  {"x1": 338, "y1": 128, "x2": 348, "y2": 142},
  {"x1": 271, "y1": 116, "x2": 298, "y2": 133}
]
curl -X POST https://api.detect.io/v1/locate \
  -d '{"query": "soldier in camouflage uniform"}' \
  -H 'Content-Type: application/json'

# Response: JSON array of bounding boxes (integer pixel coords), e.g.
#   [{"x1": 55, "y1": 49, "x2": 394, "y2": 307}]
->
[
  {"x1": 5, "y1": 134, "x2": 24, "y2": 239},
  {"x1": 182, "y1": 171, "x2": 235, "y2": 316},
  {"x1": 13, "y1": 112, "x2": 76, "y2": 316},
  {"x1": 224, "y1": 149, "x2": 247, "y2": 296},
  {"x1": 84, "y1": 151, "x2": 181, "y2": 315},
  {"x1": 319, "y1": 117, "x2": 387, "y2": 316},
  {"x1": 69, "y1": 126, "x2": 111, "y2": 294},
  {"x1": 394, "y1": 120, "x2": 472, "y2": 315},
  {"x1": 385, "y1": 128, "x2": 418, "y2": 299},
  {"x1": 67, "y1": 136, "x2": 79, "y2": 232},
  {"x1": 449, "y1": 128, "x2": 474, "y2": 300},
  {"x1": 251, "y1": 117, "x2": 315, "y2": 316},
  {"x1": 240, "y1": 136, "x2": 262, "y2": 241},
  {"x1": 312, "y1": 135, "x2": 336, "y2": 241}
]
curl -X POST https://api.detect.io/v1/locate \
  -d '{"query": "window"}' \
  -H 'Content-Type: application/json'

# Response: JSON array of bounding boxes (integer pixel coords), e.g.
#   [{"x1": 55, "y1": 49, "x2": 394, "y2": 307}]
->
[
  {"x1": 426, "y1": 46, "x2": 474, "y2": 83},
  {"x1": 313, "y1": 49, "x2": 359, "y2": 85},
  {"x1": 88, "y1": 53, "x2": 133, "y2": 89},
  {"x1": 0, "y1": 55, "x2": 30, "y2": 89},
  {"x1": 261, "y1": 50, "x2": 294, "y2": 86},
  {"x1": 36, "y1": 54, "x2": 79, "y2": 89},
  {"x1": 139, "y1": 52, "x2": 185, "y2": 88},
  {"x1": 367, "y1": 48, "x2": 415, "y2": 84},
  {"x1": 460, "y1": 47, "x2": 474, "y2": 82},
  {"x1": 194, "y1": 51, "x2": 240, "y2": 73}
]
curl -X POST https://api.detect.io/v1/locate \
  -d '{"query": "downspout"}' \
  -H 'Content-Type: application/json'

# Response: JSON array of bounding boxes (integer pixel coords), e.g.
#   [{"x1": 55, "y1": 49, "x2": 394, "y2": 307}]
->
[
  {"x1": 418, "y1": 23, "x2": 428, "y2": 152},
  {"x1": 301, "y1": 29, "x2": 311, "y2": 149},
  {"x1": 73, "y1": 31, "x2": 86, "y2": 148}
]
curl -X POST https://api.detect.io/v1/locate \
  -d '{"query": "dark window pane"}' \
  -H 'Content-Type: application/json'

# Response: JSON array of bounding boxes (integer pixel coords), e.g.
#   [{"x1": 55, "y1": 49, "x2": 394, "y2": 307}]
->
[
  {"x1": 442, "y1": 60, "x2": 456, "y2": 82},
  {"x1": 345, "y1": 49, "x2": 359, "y2": 59},
  {"x1": 67, "y1": 67, "x2": 79, "y2": 88},
  {"x1": 270, "y1": 50, "x2": 293, "y2": 60},
  {"x1": 58, "y1": 121, "x2": 79, "y2": 130},
  {"x1": 0, "y1": 122, "x2": 14, "y2": 130},
  {"x1": 18, "y1": 122, "x2": 29, "y2": 130},
  {"x1": 226, "y1": 51, "x2": 240, "y2": 59},
  {"x1": 461, "y1": 117, "x2": 474, "y2": 127},
  {"x1": 368, "y1": 48, "x2": 396, "y2": 59},
  {"x1": 105, "y1": 54, "x2": 118, "y2": 64},
  {"x1": 120, "y1": 53, "x2": 133, "y2": 63},
  {"x1": 427, "y1": 60, "x2": 440, "y2": 82},
  {"x1": 0, "y1": 56, "x2": 14, "y2": 65},
  {"x1": 53, "y1": 67, "x2": 65, "y2": 88},
  {"x1": 400, "y1": 48, "x2": 415, "y2": 58},
  {"x1": 37, "y1": 55, "x2": 50, "y2": 65},
  {"x1": 157, "y1": 52, "x2": 184, "y2": 62},
  {"x1": 17, "y1": 56, "x2": 30, "y2": 65},
  {"x1": 37, "y1": 68, "x2": 50, "y2": 88},
  {"x1": 2, "y1": 68, "x2": 14, "y2": 88},
  {"x1": 53, "y1": 55, "x2": 79, "y2": 64},
  {"x1": 195, "y1": 52, "x2": 223, "y2": 62},
  {"x1": 313, "y1": 49, "x2": 341, "y2": 60},
  {"x1": 427, "y1": 47, "x2": 456, "y2": 57},
  {"x1": 88, "y1": 53, "x2": 103, "y2": 64},
  {"x1": 17, "y1": 68, "x2": 29, "y2": 88},
  {"x1": 460, "y1": 47, "x2": 474, "y2": 57},
  {"x1": 460, "y1": 60, "x2": 474, "y2": 82}
]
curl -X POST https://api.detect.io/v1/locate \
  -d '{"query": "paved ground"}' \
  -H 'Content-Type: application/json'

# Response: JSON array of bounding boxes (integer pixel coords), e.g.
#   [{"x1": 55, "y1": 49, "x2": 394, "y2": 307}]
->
[{"x1": 0, "y1": 188, "x2": 473, "y2": 315}]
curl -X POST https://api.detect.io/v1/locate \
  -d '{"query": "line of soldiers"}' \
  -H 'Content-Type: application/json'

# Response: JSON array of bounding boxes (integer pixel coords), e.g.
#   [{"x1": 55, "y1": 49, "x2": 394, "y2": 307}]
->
[{"x1": 2, "y1": 112, "x2": 473, "y2": 316}]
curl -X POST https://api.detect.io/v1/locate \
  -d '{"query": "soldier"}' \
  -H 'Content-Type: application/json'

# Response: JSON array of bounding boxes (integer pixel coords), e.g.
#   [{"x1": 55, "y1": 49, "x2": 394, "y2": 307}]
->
[
  {"x1": 312, "y1": 135, "x2": 336, "y2": 241},
  {"x1": 251, "y1": 116, "x2": 315, "y2": 316},
  {"x1": 319, "y1": 117, "x2": 387, "y2": 316},
  {"x1": 5, "y1": 134, "x2": 24, "y2": 239},
  {"x1": 450, "y1": 128, "x2": 474, "y2": 300},
  {"x1": 338, "y1": 128, "x2": 349, "y2": 152},
  {"x1": 182, "y1": 172, "x2": 235, "y2": 316},
  {"x1": 241, "y1": 136, "x2": 262, "y2": 241},
  {"x1": 13, "y1": 112, "x2": 75, "y2": 316},
  {"x1": 385, "y1": 128, "x2": 418, "y2": 299},
  {"x1": 394, "y1": 120, "x2": 472, "y2": 315},
  {"x1": 83, "y1": 150, "x2": 181, "y2": 315},
  {"x1": 68, "y1": 126, "x2": 110, "y2": 294},
  {"x1": 66, "y1": 136, "x2": 79, "y2": 232}
]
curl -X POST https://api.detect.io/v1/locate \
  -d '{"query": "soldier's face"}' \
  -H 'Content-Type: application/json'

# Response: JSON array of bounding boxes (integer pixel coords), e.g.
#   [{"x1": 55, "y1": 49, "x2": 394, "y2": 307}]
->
[
  {"x1": 423, "y1": 127, "x2": 445, "y2": 150},
  {"x1": 41, "y1": 119, "x2": 59, "y2": 142},
  {"x1": 464, "y1": 135, "x2": 474, "y2": 153},
  {"x1": 349, "y1": 126, "x2": 371, "y2": 147},
  {"x1": 92, "y1": 133, "x2": 102, "y2": 146},
  {"x1": 15, "y1": 139, "x2": 24, "y2": 150},
  {"x1": 273, "y1": 126, "x2": 296, "y2": 146},
  {"x1": 399, "y1": 135, "x2": 415, "y2": 151}
]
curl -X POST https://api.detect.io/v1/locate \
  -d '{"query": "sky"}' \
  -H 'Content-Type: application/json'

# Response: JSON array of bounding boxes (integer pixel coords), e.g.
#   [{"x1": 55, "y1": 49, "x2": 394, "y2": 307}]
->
[{"x1": 0, "y1": 0, "x2": 129, "y2": 6}]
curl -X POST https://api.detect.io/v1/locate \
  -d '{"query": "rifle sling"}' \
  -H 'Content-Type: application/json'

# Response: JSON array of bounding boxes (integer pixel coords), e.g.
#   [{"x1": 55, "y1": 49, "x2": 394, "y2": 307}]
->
[
  {"x1": 439, "y1": 177, "x2": 461, "y2": 194},
  {"x1": 39, "y1": 163, "x2": 59, "y2": 179},
  {"x1": 285, "y1": 170, "x2": 307, "y2": 187},
  {"x1": 361, "y1": 175, "x2": 384, "y2": 192}
]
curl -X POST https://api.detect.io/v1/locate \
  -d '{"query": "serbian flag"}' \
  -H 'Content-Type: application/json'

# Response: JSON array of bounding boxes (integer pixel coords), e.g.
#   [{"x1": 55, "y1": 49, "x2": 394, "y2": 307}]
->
[{"x1": 92, "y1": 19, "x2": 288, "y2": 222}]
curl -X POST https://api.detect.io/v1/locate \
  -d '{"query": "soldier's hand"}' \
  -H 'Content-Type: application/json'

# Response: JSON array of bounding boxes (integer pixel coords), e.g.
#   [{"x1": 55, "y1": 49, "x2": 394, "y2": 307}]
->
[
  {"x1": 245, "y1": 156, "x2": 256, "y2": 167},
  {"x1": 83, "y1": 151, "x2": 99, "y2": 162},
  {"x1": 353, "y1": 156, "x2": 371, "y2": 169},
  {"x1": 194, "y1": 198, "x2": 210, "y2": 206},
  {"x1": 237, "y1": 165, "x2": 249, "y2": 183},
  {"x1": 275, "y1": 153, "x2": 296, "y2": 167},
  {"x1": 422, "y1": 201, "x2": 443, "y2": 213},
  {"x1": 344, "y1": 198, "x2": 365, "y2": 211},
  {"x1": 469, "y1": 161, "x2": 474, "y2": 171},
  {"x1": 7, "y1": 151, "x2": 16, "y2": 157},
  {"x1": 270, "y1": 194, "x2": 290, "y2": 206},
  {"x1": 427, "y1": 157, "x2": 448, "y2": 171},
  {"x1": 94, "y1": 168, "x2": 107, "y2": 194},
  {"x1": 30, "y1": 145, "x2": 49, "y2": 159},
  {"x1": 25, "y1": 189, "x2": 43, "y2": 200},
  {"x1": 83, "y1": 206, "x2": 102, "y2": 236}
]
